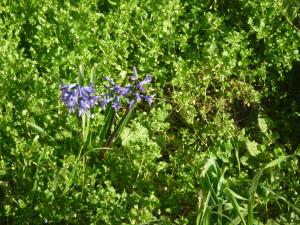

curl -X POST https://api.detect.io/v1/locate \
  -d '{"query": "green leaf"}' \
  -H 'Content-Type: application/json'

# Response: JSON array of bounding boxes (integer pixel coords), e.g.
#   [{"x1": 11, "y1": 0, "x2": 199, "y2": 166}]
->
[
  {"x1": 78, "y1": 63, "x2": 85, "y2": 86},
  {"x1": 258, "y1": 113, "x2": 268, "y2": 134},
  {"x1": 246, "y1": 141, "x2": 260, "y2": 156},
  {"x1": 120, "y1": 127, "x2": 133, "y2": 147},
  {"x1": 134, "y1": 123, "x2": 149, "y2": 143},
  {"x1": 240, "y1": 156, "x2": 249, "y2": 166}
]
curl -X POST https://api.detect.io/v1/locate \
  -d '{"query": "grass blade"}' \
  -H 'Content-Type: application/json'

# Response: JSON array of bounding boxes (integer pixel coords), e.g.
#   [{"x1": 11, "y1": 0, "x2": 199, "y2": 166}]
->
[
  {"x1": 226, "y1": 188, "x2": 247, "y2": 201},
  {"x1": 105, "y1": 103, "x2": 136, "y2": 147},
  {"x1": 27, "y1": 122, "x2": 55, "y2": 142},
  {"x1": 99, "y1": 104, "x2": 115, "y2": 144},
  {"x1": 78, "y1": 63, "x2": 85, "y2": 86},
  {"x1": 263, "y1": 155, "x2": 291, "y2": 170},
  {"x1": 248, "y1": 155, "x2": 290, "y2": 225},
  {"x1": 261, "y1": 185, "x2": 300, "y2": 215},
  {"x1": 201, "y1": 191, "x2": 212, "y2": 225},
  {"x1": 90, "y1": 64, "x2": 96, "y2": 85},
  {"x1": 81, "y1": 113, "x2": 90, "y2": 144},
  {"x1": 224, "y1": 187, "x2": 247, "y2": 225}
]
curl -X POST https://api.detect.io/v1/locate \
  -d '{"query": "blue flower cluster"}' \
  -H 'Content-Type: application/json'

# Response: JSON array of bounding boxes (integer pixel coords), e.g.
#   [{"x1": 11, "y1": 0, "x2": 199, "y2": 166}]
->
[
  {"x1": 60, "y1": 83, "x2": 99, "y2": 116},
  {"x1": 60, "y1": 67, "x2": 154, "y2": 116},
  {"x1": 102, "y1": 66, "x2": 155, "y2": 111}
]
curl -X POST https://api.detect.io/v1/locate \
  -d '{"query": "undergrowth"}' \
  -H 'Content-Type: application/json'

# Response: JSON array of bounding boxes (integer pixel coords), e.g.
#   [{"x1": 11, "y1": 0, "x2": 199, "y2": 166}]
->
[{"x1": 0, "y1": 0, "x2": 299, "y2": 224}]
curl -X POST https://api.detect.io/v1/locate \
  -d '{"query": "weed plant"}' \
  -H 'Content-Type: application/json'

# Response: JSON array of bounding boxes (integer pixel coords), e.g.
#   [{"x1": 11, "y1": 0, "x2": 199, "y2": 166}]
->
[{"x1": 0, "y1": 0, "x2": 299, "y2": 224}]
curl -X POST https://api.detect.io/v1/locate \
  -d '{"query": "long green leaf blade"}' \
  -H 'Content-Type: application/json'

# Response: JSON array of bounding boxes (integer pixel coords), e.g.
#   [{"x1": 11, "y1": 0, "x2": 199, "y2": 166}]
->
[
  {"x1": 27, "y1": 122, "x2": 55, "y2": 142},
  {"x1": 248, "y1": 155, "x2": 290, "y2": 225}
]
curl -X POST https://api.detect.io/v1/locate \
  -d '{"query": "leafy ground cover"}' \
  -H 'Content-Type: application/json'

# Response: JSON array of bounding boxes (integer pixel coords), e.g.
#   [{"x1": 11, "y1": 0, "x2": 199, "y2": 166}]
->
[{"x1": 0, "y1": 0, "x2": 299, "y2": 224}]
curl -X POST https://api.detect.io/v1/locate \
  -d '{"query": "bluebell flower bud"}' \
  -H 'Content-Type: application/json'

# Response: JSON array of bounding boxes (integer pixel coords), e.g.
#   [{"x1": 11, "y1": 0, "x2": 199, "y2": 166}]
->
[
  {"x1": 128, "y1": 99, "x2": 135, "y2": 109},
  {"x1": 112, "y1": 96, "x2": 121, "y2": 111},
  {"x1": 130, "y1": 66, "x2": 138, "y2": 81}
]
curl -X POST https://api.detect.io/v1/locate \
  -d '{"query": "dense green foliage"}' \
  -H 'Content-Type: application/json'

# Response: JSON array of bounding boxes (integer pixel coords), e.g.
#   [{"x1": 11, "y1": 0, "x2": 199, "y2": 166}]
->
[{"x1": 0, "y1": 0, "x2": 299, "y2": 224}]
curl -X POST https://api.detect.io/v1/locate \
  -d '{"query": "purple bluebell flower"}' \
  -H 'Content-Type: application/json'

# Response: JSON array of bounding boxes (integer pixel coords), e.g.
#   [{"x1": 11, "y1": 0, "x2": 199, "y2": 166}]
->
[
  {"x1": 60, "y1": 83, "x2": 98, "y2": 116},
  {"x1": 129, "y1": 67, "x2": 155, "y2": 108},
  {"x1": 60, "y1": 66, "x2": 154, "y2": 117},
  {"x1": 98, "y1": 94, "x2": 113, "y2": 110},
  {"x1": 103, "y1": 75, "x2": 134, "y2": 111},
  {"x1": 115, "y1": 84, "x2": 132, "y2": 96},
  {"x1": 100, "y1": 66, "x2": 154, "y2": 111},
  {"x1": 112, "y1": 96, "x2": 121, "y2": 111},
  {"x1": 61, "y1": 83, "x2": 78, "y2": 91},
  {"x1": 88, "y1": 95, "x2": 99, "y2": 108},
  {"x1": 79, "y1": 83, "x2": 95, "y2": 99},
  {"x1": 134, "y1": 92, "x2": 141, "y2": 101},
  {"x1": 78, "y1": 99, "x2": 90, "y2": 116},
  {"x1": 104, "y1": 77, "x2": 115, "y2": 86},
  {"x1": 60, "y1": 84, "x2": 79, "y2": 112},
  {"x1": 128, "y1": 99, "x2": 135, "y2": 109},
  {"x1": 137, "y1": 74, "x2": 151, "y2": 93},
  {"x1": 103, "y1": 77, "x2": 117, "y2": 92},
  {"x1": 142, "y1": 94, "x2": 155, "y2": 106}
]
